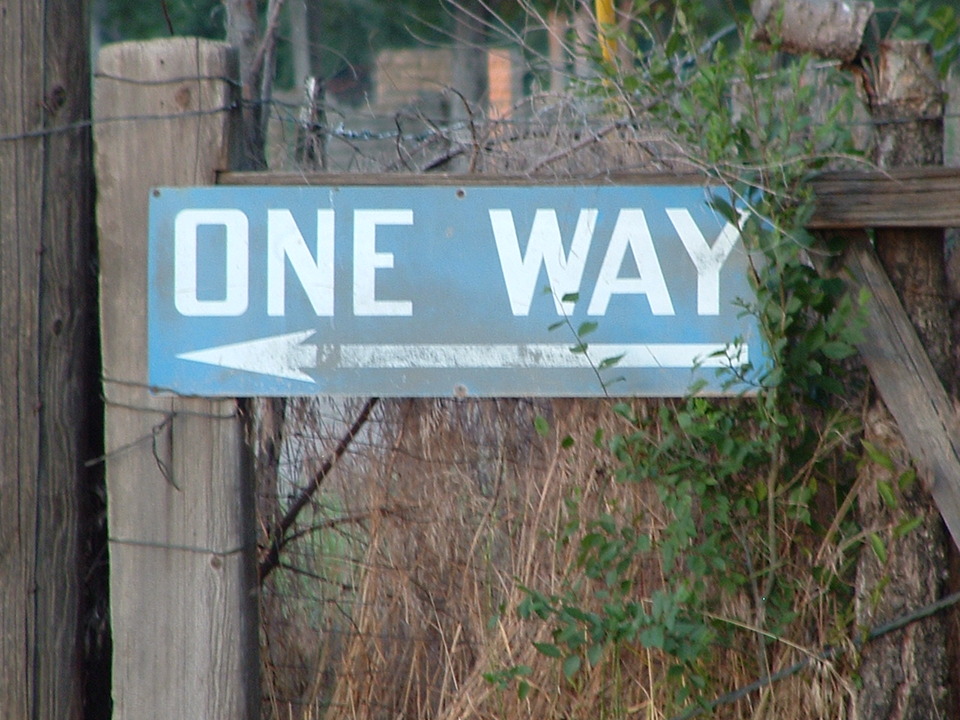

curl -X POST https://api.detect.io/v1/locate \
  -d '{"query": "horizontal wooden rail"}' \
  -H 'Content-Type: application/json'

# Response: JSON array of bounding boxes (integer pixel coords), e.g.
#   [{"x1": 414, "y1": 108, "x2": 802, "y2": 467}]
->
[
  {"x1": 216, "y1": 170, "x2": 710, "y2": 187},
  {"x1": 219, "y1": 167, "x2": 960, "y2": 230},
  {"x1": 809, "y1": 167, "x2": 960, "y2": 229}
]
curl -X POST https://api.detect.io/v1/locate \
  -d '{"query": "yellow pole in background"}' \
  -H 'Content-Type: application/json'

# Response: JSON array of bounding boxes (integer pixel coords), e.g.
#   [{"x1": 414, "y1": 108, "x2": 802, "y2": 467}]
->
[{"x1": 595, "y1": 0, "x2": 616, "y2": 62}]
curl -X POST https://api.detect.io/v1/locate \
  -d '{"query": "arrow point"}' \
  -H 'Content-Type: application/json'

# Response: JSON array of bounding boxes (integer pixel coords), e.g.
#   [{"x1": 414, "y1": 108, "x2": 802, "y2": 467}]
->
[{"x1": 177, "y1": 330, "x2": 317, "y2": 383}]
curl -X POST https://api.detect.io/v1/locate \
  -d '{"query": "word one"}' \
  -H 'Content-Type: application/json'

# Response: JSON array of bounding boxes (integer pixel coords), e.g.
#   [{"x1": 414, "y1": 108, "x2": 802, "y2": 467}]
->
[{"x1": 173, "y1": 204, "x2": 744, "y2": 320}]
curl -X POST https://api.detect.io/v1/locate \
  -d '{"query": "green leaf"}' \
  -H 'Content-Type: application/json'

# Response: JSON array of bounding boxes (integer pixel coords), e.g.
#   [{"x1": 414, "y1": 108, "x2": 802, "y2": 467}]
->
[
  {"x1": 561, "y1": 292, "x2": 580, "y2": 303},
  {"x1": 598, "y1": 353, "x2": 625, "y2": 370},
  {"x1": 534, "y1": 642, "x2": 563, "y2": 659},
  {"x1": 611, "y1": 403, "x2": 633, "y2": 421},
  {"x1": 595, "y1": 513, "x2": 617, "y2": 534},
  {"x1": 577, "y1": 321, "x2": 598, "y2": 337},
  {"x1": 561, "y1": 434, "x2": 575, "y2": 449},
  {"x1": 517, "y1": 680, "x2": 530, "y2": 700},
  {"x1": 562, "y1": 654, "x2": 582, "y2": 680},
  {"x1": 586, "y1": 642, "x2": 604, "y2": 667},
  {"x1": 876, "y1": 479, "x2": 897, "y2": 510},
  {"x1": 534, "y1": 415, "x2": 550, "y2": 437},
  {"x1": 640, "y1": 625, "x2": 665, "y2": 649},
  {"x1": 547, "y1": 320, "x2": 566, "y2": 332},
  {"x1": 755, "y1": 482, "x2": 768, "y2": 502},
  {"x1": 581, "y1": 532, "x2": 605, "y2": 552},
  {"x1": 898, "y1": 469, "x2": 917, "y2": 492},
  {"x1": 821, "y1": 340, "x2": 856, "y2": 360},
  {"x1": 868, "y1": 532, "x2": 887, "y2": 564},
  {"x1": 894, "y1": 515, "x2": 924, "y2": 539},
  {"x1": 862, "y1": 440, "x2": 895, "y2": 471}
]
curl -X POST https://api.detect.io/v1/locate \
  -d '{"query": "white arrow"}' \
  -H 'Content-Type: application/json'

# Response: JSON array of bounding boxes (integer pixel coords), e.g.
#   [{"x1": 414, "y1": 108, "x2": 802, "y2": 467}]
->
[
  {"x1": 320, "y1": 343, "x2": 746, "y2": 369},
  {"x1": 177, "y1": 330, "x2": 318, "y2": 383},
  {"x1": 178, "y1": 332, "x2": 748, "y2": 382}
]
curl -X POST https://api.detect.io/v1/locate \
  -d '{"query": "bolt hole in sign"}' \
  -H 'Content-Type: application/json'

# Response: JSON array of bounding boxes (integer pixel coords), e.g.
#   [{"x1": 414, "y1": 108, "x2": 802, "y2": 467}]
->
[{"x1": 148, "y1": 182, "x2": 766, "y2": 397}]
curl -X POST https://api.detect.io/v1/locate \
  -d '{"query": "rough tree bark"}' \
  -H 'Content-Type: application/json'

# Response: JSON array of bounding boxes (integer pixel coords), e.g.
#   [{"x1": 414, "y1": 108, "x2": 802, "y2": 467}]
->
[
  {"x1": 851, "y1": 40, "x2": 952, "y2": 720},
  {"x1": 0, "y1": 0, "x2": 98, "y2": 718},
  {"x1": 752, "y1": 0, "x2": 874, "y2": 62}
]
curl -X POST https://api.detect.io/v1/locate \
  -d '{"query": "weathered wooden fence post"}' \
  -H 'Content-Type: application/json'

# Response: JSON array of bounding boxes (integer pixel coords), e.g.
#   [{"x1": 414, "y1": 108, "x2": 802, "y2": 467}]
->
[
  {"x1": 93, "y1": 39, "x2": 259, "y2": 719},
  {"x1": 0, "y1": 1, "x2": 96, "y2": 717}
]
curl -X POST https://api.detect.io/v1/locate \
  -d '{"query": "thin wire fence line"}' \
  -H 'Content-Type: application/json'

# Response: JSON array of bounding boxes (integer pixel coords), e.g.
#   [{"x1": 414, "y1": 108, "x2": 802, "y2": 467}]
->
[
  {"x1": 5, "y1": 94, "x2": 960, "y2": 146},
  {"x1": 0, "y1": 103, "x2": 239, "y2": 143},
  {"x1": 108, "y1": 536, "x2": 249, "y2": 557},
  {"x1": 92, "y1": 71, "x2": 241, "y2": 87}
]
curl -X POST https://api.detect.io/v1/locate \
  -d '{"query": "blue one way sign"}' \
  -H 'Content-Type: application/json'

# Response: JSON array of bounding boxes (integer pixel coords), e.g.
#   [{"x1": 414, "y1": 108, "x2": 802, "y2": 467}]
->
[{"x1": 148, "y1": 183, "x2": 764, "y2": 397}]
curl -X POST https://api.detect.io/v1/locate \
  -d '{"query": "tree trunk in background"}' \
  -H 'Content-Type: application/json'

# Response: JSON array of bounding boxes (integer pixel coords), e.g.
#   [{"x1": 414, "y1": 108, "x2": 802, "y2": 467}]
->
[
  {"x1": 752, "y1": 0, "x2": 874, "y2": 62},
  {"x1": 547, "y1": 9, "x2": 567, "y2": 92},
  {"x1": 853, "y1": 39, "x2": 952, "y2": 720},
  {"x1": 224, "y1": 0, "x2": 266, "y2": 168},
  {"x1": 0, "y1": 0, "x2": 98, "y2": 718},
  {"x1": 290, "y1": 0, "x2": 311, "y2": 88},
  {"x1": 258, "y1": 0, "x2": 287, "y2": 151},
  {"x1": 450, "y1": 0, "x2": 490, "y2": 122},
  {"x1": 291, "y1": 0, "x2": 328, "y2": 170},
  {"x1": 573, "y1": 7, "x2": 593, "y2": 80},
  {"x1": 306, "y1": 0, "x2": 327, "y2": 78}
]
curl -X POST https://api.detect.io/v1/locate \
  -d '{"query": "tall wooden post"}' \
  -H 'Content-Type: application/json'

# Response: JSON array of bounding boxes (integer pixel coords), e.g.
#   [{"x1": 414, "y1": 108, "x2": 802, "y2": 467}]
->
[
  {"x1": 853, "y1": 40, "x2": 952, "y2": 720},
  {"x1": 0, "y1": 1, "x2": 96, "y2": 718},
  {"x1": 93, "y1": 39, "x2": 259, "y2": 720}
]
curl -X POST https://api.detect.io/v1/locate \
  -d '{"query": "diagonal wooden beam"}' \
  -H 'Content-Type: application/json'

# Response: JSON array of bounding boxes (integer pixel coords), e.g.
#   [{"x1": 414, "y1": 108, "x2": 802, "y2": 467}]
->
[{"x1": 819, "y1": 231, "x2": 960, "y2": 547}]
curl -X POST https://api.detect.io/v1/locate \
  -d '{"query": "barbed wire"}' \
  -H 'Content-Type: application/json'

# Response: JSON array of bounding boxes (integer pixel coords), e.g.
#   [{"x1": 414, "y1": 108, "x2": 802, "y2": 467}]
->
[
  {"x1": 108, "y1": 536, "x2": 248, "y2": 557},
  {"x1": 91, "y1": 71, "x2": 241, "y2": 87},
  {"x1": 4, "y1": 92, "x2": 960, "y2": 147}
]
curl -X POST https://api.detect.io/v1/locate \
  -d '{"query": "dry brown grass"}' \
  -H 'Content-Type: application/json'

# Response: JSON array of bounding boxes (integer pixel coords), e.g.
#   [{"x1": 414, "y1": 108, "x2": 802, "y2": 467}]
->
[{"x1": 259, "y1": 393, "x2": 856, "y2": 720}]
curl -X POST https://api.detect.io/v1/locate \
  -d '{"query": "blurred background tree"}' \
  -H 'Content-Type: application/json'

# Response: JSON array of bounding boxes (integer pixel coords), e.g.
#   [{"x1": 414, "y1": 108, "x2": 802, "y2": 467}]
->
[{"x1": 91, "y1": 0, "x2": 957, "y2": 117}]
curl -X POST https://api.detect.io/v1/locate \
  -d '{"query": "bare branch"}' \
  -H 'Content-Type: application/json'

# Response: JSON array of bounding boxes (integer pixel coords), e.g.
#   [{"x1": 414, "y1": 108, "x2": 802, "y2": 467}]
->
[
  {"x1": 250, "y1": 0, "x2": 287, "y2": 83},
  {"x1": 258, "y1": 397, "x2": 380, "y2": 582}
]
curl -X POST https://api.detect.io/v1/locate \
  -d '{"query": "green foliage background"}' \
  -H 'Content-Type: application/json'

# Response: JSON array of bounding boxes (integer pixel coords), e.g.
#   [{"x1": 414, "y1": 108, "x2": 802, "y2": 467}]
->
[
  {"x1": 94, "y1": 0, "x2": 449, "y2": 85},
  {"x1": 93, "y1": 1, "x2": 959, "y2": 90}
]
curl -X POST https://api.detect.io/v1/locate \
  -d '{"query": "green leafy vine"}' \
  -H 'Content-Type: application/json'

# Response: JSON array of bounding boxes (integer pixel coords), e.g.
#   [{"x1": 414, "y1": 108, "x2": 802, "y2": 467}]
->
[{"x1": 501, "y1": 1, "x2": 880, "y2": 714}]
